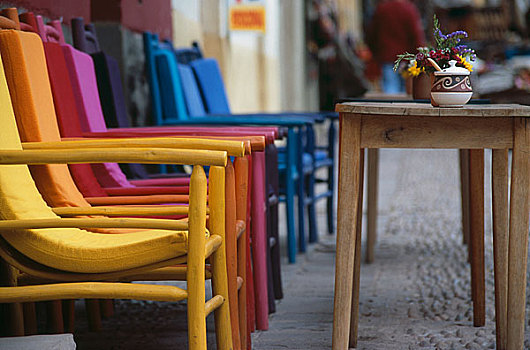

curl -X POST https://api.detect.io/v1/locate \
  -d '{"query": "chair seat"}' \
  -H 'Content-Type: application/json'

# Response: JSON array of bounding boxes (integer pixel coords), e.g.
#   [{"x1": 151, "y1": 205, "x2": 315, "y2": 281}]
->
[{"x1": 5, "y1": 226, "x2": 213, "y2": 274}]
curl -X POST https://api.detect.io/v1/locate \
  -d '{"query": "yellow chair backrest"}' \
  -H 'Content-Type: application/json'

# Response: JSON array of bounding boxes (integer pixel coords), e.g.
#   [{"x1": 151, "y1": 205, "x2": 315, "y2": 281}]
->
[
  {"x1": 0, "y1": 29, "x2": 90, "y2": 208},
  {"x1": 0, "y1": 50, "x2": 57, "y2": 222},
  {"x1": 0, "y1": 54, "x2": 191, "y2": 274}
]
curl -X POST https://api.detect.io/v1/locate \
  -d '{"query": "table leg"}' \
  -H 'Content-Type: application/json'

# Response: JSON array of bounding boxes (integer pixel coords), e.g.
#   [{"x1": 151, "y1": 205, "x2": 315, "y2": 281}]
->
[
  {"x1": 459, "y1": 149, "x2": 471, "y2": 248},
  {"x1": 506, "y1": 118, "x2": 529, "y2": 350},
  {"x1": 349, "y1": 148, "x2": 365, "y2": 347},
  {"x1": 332, "y1": 116, "x2": 362, "y2": 350},
  {"x1": 365, "y1": 148, "x2": 379, "y2": 263},
  {"x1": 469, "y1": 149, "x2": 485, "y2": 327},
  {"x1": 492, "y1": 149, "x2": 509, "y2": 350}
]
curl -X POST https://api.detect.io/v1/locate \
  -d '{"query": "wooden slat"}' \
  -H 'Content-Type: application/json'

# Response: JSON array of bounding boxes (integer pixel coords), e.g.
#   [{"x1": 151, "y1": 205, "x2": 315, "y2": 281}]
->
[
  {"x1": 205, "y1": 295, "x2": 225, "y2": 316},
  {"x1": 86, "y1": 195, "x2": 189, "y2": 205},
  {"x1": 0, "y1": 218, "x2": 188, "y2": 231},
  {"x1": 0, "y1": 148, "x2": 227, "y2": 167},
  {"x1": 336, "y1": 102, "x2": 530, "y2": 117},
  {"x1": 53, "y1": 205, "x2": 192, "y2": 217},
  {"x1": 23, "y1": 137, "x2": 245, "y2": 157},
  {"x1": 0, "y1": 282, "x2": 188, "y2": 303},
  {"x1": 360, "y1": 116, "x2": 513, "y2": 149}
]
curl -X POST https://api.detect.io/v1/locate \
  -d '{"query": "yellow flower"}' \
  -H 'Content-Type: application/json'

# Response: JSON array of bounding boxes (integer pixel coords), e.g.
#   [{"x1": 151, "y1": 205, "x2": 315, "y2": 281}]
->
[
  {"x1": 457, "y1": 55, "x2": 473, "y2": 72},
  {"x1": 407, "y1": 61, "x2": 425, "y2": 77}
]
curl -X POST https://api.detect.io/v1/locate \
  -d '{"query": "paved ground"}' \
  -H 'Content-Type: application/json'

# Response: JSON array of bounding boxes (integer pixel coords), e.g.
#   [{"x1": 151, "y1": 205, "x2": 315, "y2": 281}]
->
[{"x1": 70, "y1": 149, "x2": 530, "y2": 349}]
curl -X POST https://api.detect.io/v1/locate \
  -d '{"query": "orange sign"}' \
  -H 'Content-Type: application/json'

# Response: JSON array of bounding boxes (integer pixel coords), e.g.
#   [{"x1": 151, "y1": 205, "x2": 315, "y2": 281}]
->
[{"x1": 229, "y1": 5, "x2": 266, "y2": 33}]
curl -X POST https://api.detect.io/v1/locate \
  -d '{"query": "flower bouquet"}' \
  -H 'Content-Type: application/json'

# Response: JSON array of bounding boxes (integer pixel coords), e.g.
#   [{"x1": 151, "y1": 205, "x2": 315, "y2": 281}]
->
[
  {"x1": 394, "y1": 15, "x2": 476, "y2": 76},
  {"x1": 394, "y1": 16, "x2": 476, "y2": 106}
]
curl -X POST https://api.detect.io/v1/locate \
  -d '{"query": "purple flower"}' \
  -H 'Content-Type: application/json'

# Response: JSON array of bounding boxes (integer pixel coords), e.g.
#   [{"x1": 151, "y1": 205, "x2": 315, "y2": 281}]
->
[
  {"x1": 416, "y1": 52, "x2": 426, "y2": 61},
  {"x1": 436, "y1": 29, "x2": 447, "y2": 40},
  {"x1": 446, "y1": 30, "x2": 468, "y2": 39}
]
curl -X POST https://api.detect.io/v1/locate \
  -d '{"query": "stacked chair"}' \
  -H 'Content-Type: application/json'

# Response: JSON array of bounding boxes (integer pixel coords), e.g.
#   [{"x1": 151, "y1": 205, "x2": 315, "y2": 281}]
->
[
  {"x1": 0, "y1": 7, "x2": 338, "y2": 349},
  {"x1": 0, "y1": 11, "x2": 238, "y2": 350},
  {"x1": 0, "y1": 9, "x2": 250, "y2": 350},
  {"x1": 66, "y1": 18, "x2": 287, "y2": 332},
  {"x1": 61, "y1": 17, "x2": 274, "y2": 333}
]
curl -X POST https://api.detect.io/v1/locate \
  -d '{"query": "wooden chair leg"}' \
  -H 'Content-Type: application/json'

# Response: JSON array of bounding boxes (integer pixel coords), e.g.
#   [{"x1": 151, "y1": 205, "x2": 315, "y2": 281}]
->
[
  {"x1": 307, "y1": 171, "x2": 318, "y2": 244},
  {"x1": 492, "y1": 149, "x2": 509, "y2": 350},
  {"x1": 459, "y1": 149, "x2": 471, "y2": 248},
  {"x1": 235, "y1": 156, "x2": 249, "y2": 350},
  {"x1": 0, "y1": 259, "x2": 24, "y2": 336},
  {"x1": 469, "y1": 149, "x2": 485, "y2": 327},
  {"x1": 210, "y1": 166, "x2": 234, "y2": 350},
  {"x1": 506, "y1": 118, "x2": 529, "y2": 350},
  {"x1": 225, "y1": 159, "x2": 241, "y2": 350},
  {"x1": 251, "y1": 152, "x2": 269, "y2": 330},
  {"x1": 245, "y1": 155, "x2": 256, "y2": 334},
  {"x1": 85, "y1": 299, "x2": 101, "y2": 332},
  {"x1": 297, "y1": 133, "x2": 307, "y2": 253},
  {"x1": 270, "y1": 202, "x2": 283, "y2": 300},
  {"x1": 62, "y1": 300, "x2": 75, "y2": 333},
  {"x1": 327, "y1": 120, "x2": 337, "y2": 235},
  {"x1": 46, "y1": 300, "x2": 64, "y2": 333},
  {"x1": 100, "y1": 299, "x2": 114, "y2": 318},
  {"x1": 8, "y1": 302, "x2": 24, "y2": 336},
  {"x1": 266, "y1": 224, "x2": 276, "y2": 314},
  {"x1": 349, "y1": 148, "x2": 365, "y2": 347},
  {"x1": 286, "y1": 128, "x2": 298, "y2": 263},
  {"x1": 266, "y1": 145, "x2": 283, "y2": 300},
  {"x1": 188, "y1": 166, "x2": 208, "y2": 350},
  {"x1": 22, "y1": 302, "x2": 37, "y2": 335},
  {"x1": 365, "y1": 148, "x2": 379, "y2": 263}
]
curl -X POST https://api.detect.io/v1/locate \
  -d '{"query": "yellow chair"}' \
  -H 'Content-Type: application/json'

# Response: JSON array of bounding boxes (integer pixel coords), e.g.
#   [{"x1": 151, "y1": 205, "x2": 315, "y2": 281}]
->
[
  {"x1": 0, "y1": 53, "x2": 234, "y2": 349},
  {"x1": 0, "y1": 20, "x2": 250, "y2": 346}
]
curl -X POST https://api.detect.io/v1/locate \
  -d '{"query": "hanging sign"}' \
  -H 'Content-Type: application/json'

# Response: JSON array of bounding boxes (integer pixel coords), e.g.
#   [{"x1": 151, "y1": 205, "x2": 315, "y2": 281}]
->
[{"x1": 229, "y1": 0, "x2": 266, "y2": 33}]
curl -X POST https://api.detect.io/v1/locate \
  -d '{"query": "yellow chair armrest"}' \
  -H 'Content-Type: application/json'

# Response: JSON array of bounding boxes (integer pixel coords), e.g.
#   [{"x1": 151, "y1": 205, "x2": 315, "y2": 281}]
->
[
  {"x1": 22, "y1": 137, "x2": 245, "y2": 157},
  {"x1": 0, "y1": 282, "x2": 188, "y2": 303},
  {"x1": 0, "y1": 148, "x2": 226, "y2": 167},
  {"x1": 0, "y1": 217, "x2": 188, "y2": 231},
  {"x1": 52, "y1": 205, "x2": 205, "y2": 217}
]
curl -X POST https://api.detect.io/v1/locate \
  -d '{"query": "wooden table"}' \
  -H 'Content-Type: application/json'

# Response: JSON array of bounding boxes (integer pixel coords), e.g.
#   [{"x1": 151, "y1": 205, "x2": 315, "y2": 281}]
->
[{"x1": 332, "y1": 102, "x2": 530, "y2": 350}]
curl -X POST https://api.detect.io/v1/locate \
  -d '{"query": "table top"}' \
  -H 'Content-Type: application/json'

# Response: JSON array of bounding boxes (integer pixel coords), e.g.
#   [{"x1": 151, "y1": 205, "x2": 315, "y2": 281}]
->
[{"x1": 336, "y1": 102, "x2": 530, "y2": 118}]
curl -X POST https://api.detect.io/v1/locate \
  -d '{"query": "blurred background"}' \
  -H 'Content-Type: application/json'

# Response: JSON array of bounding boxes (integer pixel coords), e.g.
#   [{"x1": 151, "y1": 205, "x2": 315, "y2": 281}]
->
[{"x1": 1, "y1": 0, "x2": 528, "y2": 127}]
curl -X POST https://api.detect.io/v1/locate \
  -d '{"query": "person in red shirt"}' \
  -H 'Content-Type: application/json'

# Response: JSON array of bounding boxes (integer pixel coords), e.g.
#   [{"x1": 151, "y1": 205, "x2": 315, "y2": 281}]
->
[{"x1": 367, "y1": 0, "x2": 425, "y2": 93}]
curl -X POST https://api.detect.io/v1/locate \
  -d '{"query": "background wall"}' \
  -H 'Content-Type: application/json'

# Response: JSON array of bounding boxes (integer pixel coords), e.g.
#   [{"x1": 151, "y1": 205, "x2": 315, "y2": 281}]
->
[
  {"x1": 2, "y1": 0, "x2": 366, "y2": 120},
  {"x1": 171, "y1": 0, "x2": 283, "y2": 113}
]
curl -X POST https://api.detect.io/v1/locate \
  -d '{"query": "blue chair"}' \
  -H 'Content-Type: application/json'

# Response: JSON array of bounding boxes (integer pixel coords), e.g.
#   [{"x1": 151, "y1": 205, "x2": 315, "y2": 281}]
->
[{"x1": 143, "y1": 32, "x2": 321, "y2": 264}]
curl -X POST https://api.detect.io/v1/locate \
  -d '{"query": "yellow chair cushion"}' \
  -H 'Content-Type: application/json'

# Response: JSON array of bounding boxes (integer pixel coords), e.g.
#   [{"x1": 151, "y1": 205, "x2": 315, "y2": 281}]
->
[{"x1": 0, "y1": 52, "x2": 191, "y2": 274}]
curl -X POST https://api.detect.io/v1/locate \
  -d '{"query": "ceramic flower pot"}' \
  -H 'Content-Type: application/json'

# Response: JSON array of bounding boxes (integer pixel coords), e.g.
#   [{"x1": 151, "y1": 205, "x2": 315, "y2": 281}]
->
[
  {"x1": 430, "y1": 60, "x2": 472, "y2": 107},
  {"x1": 412, "y1": 73, "x2": 431, "y2": 100}
]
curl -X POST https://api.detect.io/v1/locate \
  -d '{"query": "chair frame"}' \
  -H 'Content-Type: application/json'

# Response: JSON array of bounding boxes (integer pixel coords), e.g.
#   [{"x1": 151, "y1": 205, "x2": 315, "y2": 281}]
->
[{"x1": 0, "y1": 143, "x2": 233, "y2": 350}]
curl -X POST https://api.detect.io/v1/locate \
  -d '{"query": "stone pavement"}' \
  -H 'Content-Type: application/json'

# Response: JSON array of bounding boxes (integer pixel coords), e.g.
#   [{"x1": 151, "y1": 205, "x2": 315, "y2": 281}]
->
[{"x1": 71, "y1": 149, "x2": 530, "y2": 349}]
